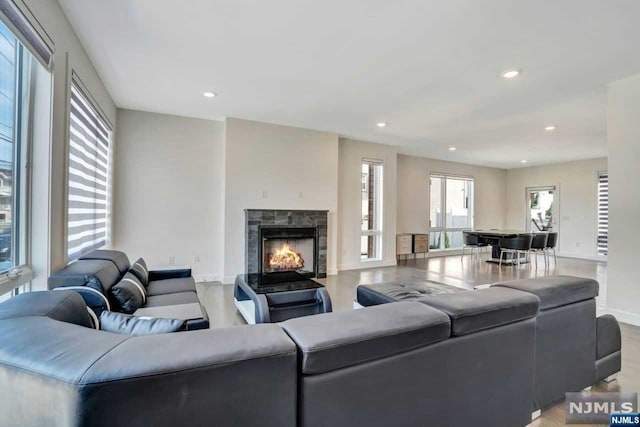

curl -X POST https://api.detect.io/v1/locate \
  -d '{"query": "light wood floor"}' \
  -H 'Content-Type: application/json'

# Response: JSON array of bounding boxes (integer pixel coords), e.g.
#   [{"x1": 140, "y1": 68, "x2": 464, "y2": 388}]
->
[{"x1": 197, "y1": 254, "x2": 636, "y2": 427}]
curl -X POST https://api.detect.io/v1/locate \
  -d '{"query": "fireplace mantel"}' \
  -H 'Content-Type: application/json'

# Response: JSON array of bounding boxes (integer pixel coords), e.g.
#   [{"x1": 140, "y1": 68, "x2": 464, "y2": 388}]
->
[{"x1": 245, "y1": 209, "x2": 328, "y2": 278}]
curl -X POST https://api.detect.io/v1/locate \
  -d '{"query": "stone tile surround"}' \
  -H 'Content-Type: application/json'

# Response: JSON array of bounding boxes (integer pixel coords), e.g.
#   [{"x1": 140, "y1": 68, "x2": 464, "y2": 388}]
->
[{"x1": 245, "y1": 209, "x2": 328, "y2": 278}]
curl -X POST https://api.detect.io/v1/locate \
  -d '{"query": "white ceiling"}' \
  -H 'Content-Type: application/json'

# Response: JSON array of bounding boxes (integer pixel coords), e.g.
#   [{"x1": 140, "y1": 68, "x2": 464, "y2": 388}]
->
[{"x1": 57, "y1": 0, "x2": 640, "y2": 168}]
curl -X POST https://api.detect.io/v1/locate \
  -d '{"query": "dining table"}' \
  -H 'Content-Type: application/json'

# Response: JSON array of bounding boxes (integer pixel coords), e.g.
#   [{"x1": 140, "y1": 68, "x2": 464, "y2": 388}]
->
[{"x1": 466, "y1": 229, "x2": 542, "y2": 265}]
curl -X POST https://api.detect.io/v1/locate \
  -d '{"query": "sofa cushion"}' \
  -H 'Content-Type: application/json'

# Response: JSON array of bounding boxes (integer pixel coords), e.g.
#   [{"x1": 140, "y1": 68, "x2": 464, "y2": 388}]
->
[
  {"x1": 281, "y1": 301, "x2": 451, "y2": 374},
  {"x1": 144, "y1": 291, "x2": 199, "y2": 307},
  {"x1": 129, "y1": 258, "x2": 149, "y2": 287},
  {"x1": 48, "y1": 259, "x2": 121, "y2": 293},
  {"x1": 111, "y1": 273, "x2": 147, "y2": 314},
  {"x1": 79, "y1": 250, "x2": 131, "y2": 275},
  {"x1": 100, "y1": 311, "x2": 185, "y2": 336},
  {"x1": 419, "y1": 287, "x2": 540, "y2": 336},
  {"x1": 357, "y1": 281, "x2": 465, "y2": 306},
  {"x1": 0, "y1": 290, "x2": 93, "y2": 328},
  {"x1": 146, "y1": 277, "x2": 196, "y2": 296},
  {"x1": 492, "y1": 275, "x2": 598, "y2": 311}
]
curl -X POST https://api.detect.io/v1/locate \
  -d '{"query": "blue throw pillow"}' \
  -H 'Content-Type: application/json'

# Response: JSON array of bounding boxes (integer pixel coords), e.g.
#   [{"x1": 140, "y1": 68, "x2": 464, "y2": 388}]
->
[
  {"x1": 111, "y1": 272, "x2": 147, "y2": 314},
  {"x1": 100, "y1": 311, "x2": 185, "y2": 336}
]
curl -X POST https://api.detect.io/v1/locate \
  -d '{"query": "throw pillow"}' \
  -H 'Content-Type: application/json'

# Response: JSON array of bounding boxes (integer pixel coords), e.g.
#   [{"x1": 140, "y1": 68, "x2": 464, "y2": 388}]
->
[
  {"x1": 129, "y1": 258, "x2": 149, "y2": 287},
  {"x1": 100, "y1": 311, "x2": 185, "y2": 336},
  {"x1": 111, "y1": 272, "x2": 147, "y2": 314}
]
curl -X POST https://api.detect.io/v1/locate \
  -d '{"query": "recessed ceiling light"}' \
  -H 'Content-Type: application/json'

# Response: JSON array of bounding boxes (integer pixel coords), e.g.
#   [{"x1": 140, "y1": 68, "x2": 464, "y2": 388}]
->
[
  {"x1": 376, "y1": 122, "x2": 387, "y2": 128},
  {"x1": 521, "y1": 160, "x2": 528, "y2": 164},
  {"x1": 203, "y1": 91, "x2": 217, "y2": 98},
  {"x1": 449, "y1": 147, "x2": 457, "y2": 151},
  {"x1": 545, "y1": 125, "x2": 557, "y2": 131},
  {"x1": 501, "y1": 68, "x2": 522, "y2": 79}
]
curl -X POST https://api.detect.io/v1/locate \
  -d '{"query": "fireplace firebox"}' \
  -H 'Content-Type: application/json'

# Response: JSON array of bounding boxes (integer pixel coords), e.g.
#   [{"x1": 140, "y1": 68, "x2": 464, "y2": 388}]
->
[
  {"x1": 260, "y1": 226, "x2": 317, "y2": 278},
  {"x1": 245, "y1": 209, "x2": 328, "y2": 279}
]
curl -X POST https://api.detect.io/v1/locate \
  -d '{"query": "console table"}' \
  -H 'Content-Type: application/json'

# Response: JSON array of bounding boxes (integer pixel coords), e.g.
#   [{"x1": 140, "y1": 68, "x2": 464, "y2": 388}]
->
[
  {"x1": 234, "y1": 272, "x2": 332, "y2": 324},
  {"x1": 397, "y1": 233, "x2": 429, "y2": 260}
]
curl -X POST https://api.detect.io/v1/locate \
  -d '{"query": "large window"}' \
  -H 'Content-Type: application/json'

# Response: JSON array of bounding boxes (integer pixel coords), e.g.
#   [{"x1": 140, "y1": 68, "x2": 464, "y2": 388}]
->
[
  {"x1": 0, "y1": 22, "x2": 30, "y2": 272},
  {"x1": 597, "y1": 170, "x2": 608, "y2": 256},
  {"x1": 361, "y1": 160, "x2": 383, "y2": 260},
  {"x1": 67, "y1": 76, "x2": 112, "y2": 261},
  {"x1": 429, "y1": 174, "x2": 474, "y2": 250},
  {"x1": 0, "y1": 16, "x2": 49, "y2": 297}
]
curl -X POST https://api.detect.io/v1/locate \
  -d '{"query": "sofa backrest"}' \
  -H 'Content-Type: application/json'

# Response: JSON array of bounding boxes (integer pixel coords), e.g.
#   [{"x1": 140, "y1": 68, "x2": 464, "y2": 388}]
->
[
  {"x1": 47, "y1": 250, "x2": 132, "y2": 315},
  {"x1": 78, "y1": 249, "x2": 131, "y2": 275},
  {"x1": 0, "y1": 289, "x2": 93, "y2": 328}
]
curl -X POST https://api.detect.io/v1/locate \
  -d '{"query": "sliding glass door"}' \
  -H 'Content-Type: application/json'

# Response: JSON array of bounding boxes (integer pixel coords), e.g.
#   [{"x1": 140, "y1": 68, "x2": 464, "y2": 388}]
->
[{"x1": 429, "y1": 175, "x2": 474, "y2": 250}]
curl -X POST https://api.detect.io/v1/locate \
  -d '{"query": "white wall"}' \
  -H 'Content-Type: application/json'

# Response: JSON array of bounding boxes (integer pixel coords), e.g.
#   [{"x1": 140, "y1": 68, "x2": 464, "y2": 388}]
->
[
  {"x1": 607, "y1": 73, "x2": 640, "y2": 326},
  {"x1": 505, "y1": 158, "x2": 607, "y2": 260},
  {"x1": 223, "y1": 118, "x2": 339, "y2": 282},
  {"x1": 397, "y1": 155, "x2": 507, "y2": 235},
  {"x1": 22, "y1": 0, "x2": 116, "y2": 286},
  {"x1": 113, "y1": 110, "x2": 225, "y2": 281},
  {"x1": 338, "y1": 138, "x2": 397, "y2": 271}
]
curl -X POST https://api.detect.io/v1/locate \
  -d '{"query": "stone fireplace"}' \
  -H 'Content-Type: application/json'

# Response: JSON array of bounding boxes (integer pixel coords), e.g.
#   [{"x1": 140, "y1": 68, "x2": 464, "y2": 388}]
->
[{"x1": 245, "y1": 209, "x2": 328, "y2": 278}]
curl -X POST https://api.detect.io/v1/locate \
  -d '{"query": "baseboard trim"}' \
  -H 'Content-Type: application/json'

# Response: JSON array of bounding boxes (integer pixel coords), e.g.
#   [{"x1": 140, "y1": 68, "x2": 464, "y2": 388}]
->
[
  {"x1": 555, "y1": 252, "x2": 607, "y2": 262},
  {"x1": 193, "y1": 274, "x2": 220, "y2": 283},
  {"x1": 223, "y1": 275, "x2": 237, "y2": 285},
  {"x1": 602, "y1": 307, "x2": 640, "y2": 327},
  {"x1": 337, "y1": 260, "x2": 396, "y2": 272}
]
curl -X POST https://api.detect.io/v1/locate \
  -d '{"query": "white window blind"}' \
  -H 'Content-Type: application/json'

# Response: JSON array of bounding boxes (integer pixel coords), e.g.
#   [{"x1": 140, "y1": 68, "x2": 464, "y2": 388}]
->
[
  {"x1": 597, "y1": 171, "x2": 608, "y2": 256},
  {"x1": 67, "y1": 78, "x2": 111, "y2": 261}
]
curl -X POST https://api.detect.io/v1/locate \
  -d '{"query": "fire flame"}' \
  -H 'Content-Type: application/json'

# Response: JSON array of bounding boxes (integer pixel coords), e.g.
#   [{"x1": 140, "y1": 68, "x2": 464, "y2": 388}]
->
[{"x1": 269, "y1": 244, "x2": 304, "y2": 270}]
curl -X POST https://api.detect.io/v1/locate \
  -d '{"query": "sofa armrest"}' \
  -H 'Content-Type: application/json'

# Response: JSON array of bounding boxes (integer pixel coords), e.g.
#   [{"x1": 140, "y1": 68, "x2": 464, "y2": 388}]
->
[
  {"x1": 597, "y1": 314, "x2": 621, "y2": 359},
  {"x1": 148, "y1": 267, "x2": 192, "y2": 281}
]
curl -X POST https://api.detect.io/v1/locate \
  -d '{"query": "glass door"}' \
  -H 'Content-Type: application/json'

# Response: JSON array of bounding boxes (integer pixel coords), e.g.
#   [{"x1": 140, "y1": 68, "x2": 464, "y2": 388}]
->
[
  {"x1": 430, "y1": 175, "x2": 474, "y2": 250},
  {"x1": 526, "y1": 187, "x2": 556, "y2": 232}
]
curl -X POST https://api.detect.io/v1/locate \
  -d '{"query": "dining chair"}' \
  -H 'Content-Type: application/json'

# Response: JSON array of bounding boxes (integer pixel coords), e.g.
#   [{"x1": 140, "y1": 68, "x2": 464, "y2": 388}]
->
[
  {"x1": 499, "y1": 234, "x2": 533, "y2": 267},
  {"x1": 545, "y1": 232, "x2": 558, "y2": 266},
  {"x1": 462, "y1": 231, "x2": 489, "y2": 263},
  {"x1": 529, "y1": 233, "x2": 549, "y2": 269}
]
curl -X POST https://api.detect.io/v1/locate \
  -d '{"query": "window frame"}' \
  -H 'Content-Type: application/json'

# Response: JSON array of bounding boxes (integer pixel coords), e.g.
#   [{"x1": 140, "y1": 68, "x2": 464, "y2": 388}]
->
[
  {"x1": 360, "y1": 159, "x2": 383, "y2": 261},
  {"x1": 65, "y1": 71, "x2": 114, "y2": 262},
  {"x1": 429, "y1": 173, "x2": 475, "y2": 251},
  {"x1": 0, "y1": 22, "x2": 37, "y2": 295}
]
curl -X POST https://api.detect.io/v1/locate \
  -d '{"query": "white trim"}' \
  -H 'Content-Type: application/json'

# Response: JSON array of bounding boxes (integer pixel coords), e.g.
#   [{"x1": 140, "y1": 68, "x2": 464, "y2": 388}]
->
[
  {"x1": 353, "y1": 301, "x2": 365, "y2": 309},
  {"x1": 234, "y1": 298, "x2": 255, "y2": 324},
  {"x1": 338, "y1": 259, "x2": 396, "y2": 271},
  {"x1": 555, "y1": 252, "x2": 607, "y2": 262},
  {"x1": 54, "y1": 286, "x2": 111, "y2": 311},
  {"x1": 603, "y1": 307, "x2": 640, "y2": 327},
  {"x1": 193, "y1": 273, "x2": 219, "y2": 283},
  {"x1": 122, "y1": 277, "x2": 146, "y2": 304},
  {"x1": 86, "y1": 307, "x2": 99, "y2": 329}
]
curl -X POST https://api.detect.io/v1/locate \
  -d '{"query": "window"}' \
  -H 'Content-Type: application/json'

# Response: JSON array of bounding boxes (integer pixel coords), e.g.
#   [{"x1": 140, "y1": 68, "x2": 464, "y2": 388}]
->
[
  {"x1": 0, "y1": 16, "x2": 50, "y2": 296},
  {"x1": 597, "y1": 171, "x2": 608, "y2": 256},
  {"x1": 0, "y1": 21, "x2": 29, "y2": 273},
  {"x1": 429, "y1": 175, "x2": 474, "y2": 250},
  {"x1": 67, "y1": 76, "x2": 112, "y2": 261},
  {"x1": 361, "y1": 160, "x2": 383, "y2": 260}
]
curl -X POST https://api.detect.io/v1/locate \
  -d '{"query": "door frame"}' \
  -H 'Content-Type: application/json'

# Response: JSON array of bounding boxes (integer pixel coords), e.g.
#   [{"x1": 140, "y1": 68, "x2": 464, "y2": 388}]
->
[{"x1": 525, "y1": 185, "x2": 559, "y2": 234}]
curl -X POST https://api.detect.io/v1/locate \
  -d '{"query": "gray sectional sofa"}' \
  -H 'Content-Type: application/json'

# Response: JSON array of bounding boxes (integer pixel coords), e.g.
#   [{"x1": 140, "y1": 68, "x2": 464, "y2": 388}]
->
[
  {"x1": 357, "y1": 275, "x2": 622, "y2": 413},
  {"x1": 47, "y1": 250, "x2": 209, "y2": 330},
  {"x1": 0, "y1": 275, "x2": 621, "y2": 427}
]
